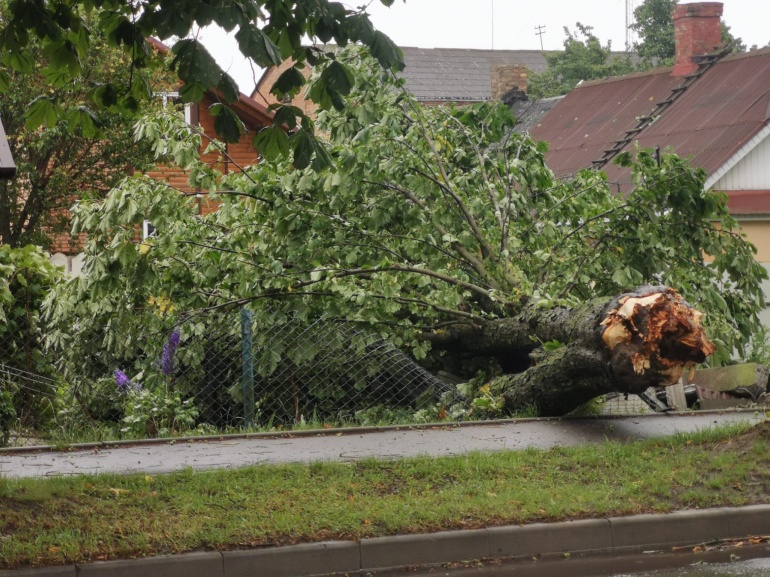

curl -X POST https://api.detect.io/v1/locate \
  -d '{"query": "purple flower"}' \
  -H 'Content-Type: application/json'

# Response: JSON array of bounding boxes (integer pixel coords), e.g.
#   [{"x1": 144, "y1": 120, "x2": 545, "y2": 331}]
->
[
  {"x1": 114, "y1": 369, "x2": 132, "y2": 391},
  {"x1": 161, "y1": 328, "x2": 181, "y2": 376}
]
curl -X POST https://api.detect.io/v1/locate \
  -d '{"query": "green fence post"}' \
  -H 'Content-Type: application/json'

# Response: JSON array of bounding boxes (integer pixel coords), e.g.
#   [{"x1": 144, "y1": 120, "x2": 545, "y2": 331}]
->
[{"x1": 241, "y1": 308, "x2": 255, "y2": 427}]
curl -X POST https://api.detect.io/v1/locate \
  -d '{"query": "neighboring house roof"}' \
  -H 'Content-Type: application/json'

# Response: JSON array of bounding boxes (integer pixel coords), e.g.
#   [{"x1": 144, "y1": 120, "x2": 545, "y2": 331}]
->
[
  {"x1": 529, "y1": 46, "x2": 770, "y2": 195},
  {"x1": 252, "y1": 46, "x2": 639, "y2": 107},
  {"x1": 508, "y1": 94, "x2": 565, "y2": 135},
  {"x1": 397, "y1": 47, "x2": 550, "y2": 102}
]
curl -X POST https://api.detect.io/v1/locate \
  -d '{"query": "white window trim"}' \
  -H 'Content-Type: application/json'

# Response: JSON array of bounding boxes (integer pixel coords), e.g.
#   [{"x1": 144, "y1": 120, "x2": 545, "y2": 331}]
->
[
  {"x1": 142, "y1": 220, "x2": 157, "y2": 240},
  {"x1": 158, "y1": 91, "x2": 192, "y2": 125}
]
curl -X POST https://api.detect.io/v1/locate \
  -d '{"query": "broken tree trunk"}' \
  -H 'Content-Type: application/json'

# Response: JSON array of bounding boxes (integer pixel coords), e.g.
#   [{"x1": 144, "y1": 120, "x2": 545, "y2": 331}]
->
[{"x1": 430, "y1": 286, "x2": 715, "y2": 416}]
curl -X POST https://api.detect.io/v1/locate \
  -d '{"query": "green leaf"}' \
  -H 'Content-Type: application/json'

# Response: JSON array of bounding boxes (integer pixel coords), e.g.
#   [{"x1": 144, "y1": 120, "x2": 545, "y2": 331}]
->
[
  {"x1": 2, "y1": 50, "x2": 34, "y2": 73},
  {"x1": 345, "y1": 14, "x2": 375, "y2": 44},
  {"x1": 253, "y1": 126, "x2": 289, "y2": 161},
  {"x1": 217, "y1": 73, "x2": 240, "y2": 103},
  {"x1": 66, "y1": 106, "x2": 101, "y2": 138},
  {"x1": 235, "y1": 26, "x2": 282, "y2": 68},
  {"x1": 270, "y1": 66, "x2": 305, "y2": 98},
  {"x1": 179, "y1": 82, "x2": 207, "y2": 103},
  {"x1": 308, "y1": 61, "x2": 353, "y2": 111},
  {"x1": 42, "y1": 38, "x2": 82, "y2": 76},
  {"x1": 369, "y1": 30, "x2": 404, "y2": 71},
  {"x1": 614, "y1": 151, "x2": 632, "y2": 167},
  {"x1": 0, "y1": 70, "x2": 10, "y2": 92},
  {"x1": 170, "y1": 39, "x2": 222, "y2": 91},
  {"x1": 271, "y1": 105, "x2": 301, "y2": 131},
  {"x1": 212, "y1": 106, "x2": 244, "y2": 143},
  {"x1": 24, "y1": 96, "x2": 60, "y2": 129},
  {"x1": 611, "y1": 268, "x2": 630, "y2": 286},
  {"x1": 92, "y1": 83, "x2": 119, "y2": 108},
  {"x1": 543, "y1": 340, "x2": 563, "y2": 352},
  {"x1": 290, "y1": 129, "x2": 315, "y2": 170}
]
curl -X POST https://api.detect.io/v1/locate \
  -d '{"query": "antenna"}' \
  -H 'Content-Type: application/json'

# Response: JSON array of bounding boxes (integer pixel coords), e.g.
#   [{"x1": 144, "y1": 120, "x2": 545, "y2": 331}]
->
[
  {"x1": 534, "y1": 24, "x2": 546, "y2": 51},
  {"x1": 491, "y1": 0, "x2": 494, "y2": 49},
  {"x1": 625, "y1": 0, "x2": 636, "y2": 51}
]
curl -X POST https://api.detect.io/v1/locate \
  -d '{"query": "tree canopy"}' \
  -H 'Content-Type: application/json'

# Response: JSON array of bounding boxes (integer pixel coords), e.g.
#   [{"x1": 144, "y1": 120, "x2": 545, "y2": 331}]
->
[
  {"x1": 0, "y1": 3, "x2": 170, "y2": 249},
  {"x1": 527, "y1": 24, "x2": 634, "y2": 99},
  {"x1": 45, "y1": 47, "x2": 767, "y2": 417},
  {"x1": 0, "y1": 0, "x2": 404, "y2": 169}
]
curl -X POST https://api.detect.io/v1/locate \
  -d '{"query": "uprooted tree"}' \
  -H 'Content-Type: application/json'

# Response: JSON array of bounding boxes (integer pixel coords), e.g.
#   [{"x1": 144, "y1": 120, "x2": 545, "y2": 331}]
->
[{"x1": 45, "y1": 47, "x2": 767, "y2": 418}]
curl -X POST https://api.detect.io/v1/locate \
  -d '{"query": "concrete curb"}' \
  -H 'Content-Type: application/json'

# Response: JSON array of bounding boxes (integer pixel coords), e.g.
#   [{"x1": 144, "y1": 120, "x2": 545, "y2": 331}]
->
[
  {"x1": 2, "y1": 505, "x2": 770, "y2": 577},
  {"x1": 2, "y1": 409, "x2": 757, "y2": 455}
]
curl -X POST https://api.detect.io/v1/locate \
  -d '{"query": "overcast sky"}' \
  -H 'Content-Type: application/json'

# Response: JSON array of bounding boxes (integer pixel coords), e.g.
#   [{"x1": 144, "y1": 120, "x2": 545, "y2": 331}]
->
[{"x1": 199, "y1": 0, "x2": 770, "y2": 93}]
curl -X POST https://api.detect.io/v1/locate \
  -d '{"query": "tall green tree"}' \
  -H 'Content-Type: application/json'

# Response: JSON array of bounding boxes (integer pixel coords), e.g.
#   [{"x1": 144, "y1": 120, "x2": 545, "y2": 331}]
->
[
  {"x1": 0, "y1": 6, "x2": 168, "y2": 250},
  {"x1": 631, "y1": 0, "x2": 677, "y2": 64},
  {"x1": 632, "y1": 0, "x2": 746, "y2": 66},
  {"x1": 0, "y1": 0, "x2": 404, "y2": 170},
  {"x1": 528, "y1": 24, "x2": 634, "y2": 99},
  {"x1": 46, "y1": 48, "x2": 766, "y2": 418}
]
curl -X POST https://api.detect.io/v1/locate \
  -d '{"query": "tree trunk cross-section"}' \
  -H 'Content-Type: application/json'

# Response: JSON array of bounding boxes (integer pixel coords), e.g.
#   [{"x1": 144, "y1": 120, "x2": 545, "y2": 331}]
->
[{"x1": 432, "y1": 286, "x2": 715, "y2": 416}]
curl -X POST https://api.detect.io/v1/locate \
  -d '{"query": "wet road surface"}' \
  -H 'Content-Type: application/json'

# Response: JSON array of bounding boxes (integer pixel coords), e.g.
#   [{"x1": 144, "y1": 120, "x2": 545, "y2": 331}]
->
[{"x1": 0, "y1": 412, "x2": 761, "y2": 478}]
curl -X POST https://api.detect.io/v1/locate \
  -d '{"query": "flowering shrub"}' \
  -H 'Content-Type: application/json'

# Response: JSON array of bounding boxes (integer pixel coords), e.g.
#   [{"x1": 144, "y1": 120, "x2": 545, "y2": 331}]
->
[{"x1": 120, "y1": 388, "x2": 199, "y2": 438}]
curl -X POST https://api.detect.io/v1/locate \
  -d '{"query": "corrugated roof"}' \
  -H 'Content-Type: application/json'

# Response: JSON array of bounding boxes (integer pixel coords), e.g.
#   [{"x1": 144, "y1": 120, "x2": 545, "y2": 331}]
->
[{"x1": 530, "y1": 47, "x2": 770, "y2": 190}]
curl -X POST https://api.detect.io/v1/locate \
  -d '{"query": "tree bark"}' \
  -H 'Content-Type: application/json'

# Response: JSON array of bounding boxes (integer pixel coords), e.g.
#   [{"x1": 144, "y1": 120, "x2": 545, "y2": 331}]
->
[{"x1": 428, "y1": 286, "x2": 715, "y2": 416}]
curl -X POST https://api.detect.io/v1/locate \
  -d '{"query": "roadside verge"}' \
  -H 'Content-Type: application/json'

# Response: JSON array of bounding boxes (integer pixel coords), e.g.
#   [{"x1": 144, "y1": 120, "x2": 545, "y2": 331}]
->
[{"x1": 2, "y1": 505, "x2": 769, "y2": 577}]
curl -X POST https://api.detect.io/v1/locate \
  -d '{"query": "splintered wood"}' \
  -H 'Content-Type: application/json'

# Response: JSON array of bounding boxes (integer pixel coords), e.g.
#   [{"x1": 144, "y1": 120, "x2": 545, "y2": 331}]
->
[{"x1": 600, "y1": 288, "x2": 715, "y2": 386}]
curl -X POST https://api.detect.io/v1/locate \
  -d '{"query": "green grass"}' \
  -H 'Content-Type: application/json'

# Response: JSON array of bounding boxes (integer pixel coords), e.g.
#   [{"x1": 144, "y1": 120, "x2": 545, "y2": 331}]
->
[{"x1": 2, "y1": 422, "x2": 770, "y2": 569}]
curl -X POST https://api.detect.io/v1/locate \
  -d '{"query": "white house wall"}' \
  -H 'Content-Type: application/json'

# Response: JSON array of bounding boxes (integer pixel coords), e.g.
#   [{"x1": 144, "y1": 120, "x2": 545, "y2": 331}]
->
[{"x1": 713, "y1": 133, "x2": 770, "y2": 190}]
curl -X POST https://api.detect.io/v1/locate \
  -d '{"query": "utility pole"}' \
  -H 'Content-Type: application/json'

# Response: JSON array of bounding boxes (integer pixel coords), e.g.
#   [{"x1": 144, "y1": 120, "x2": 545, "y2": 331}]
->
[{"x1": 534, "y1": 24, "x2": 546, "y2": 51}]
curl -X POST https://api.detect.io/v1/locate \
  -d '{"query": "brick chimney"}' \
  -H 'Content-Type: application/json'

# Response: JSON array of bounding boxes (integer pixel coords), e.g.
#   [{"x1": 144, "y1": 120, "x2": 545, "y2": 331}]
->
[
  {"x1": 491, "y1": 64, "x2": 528, "y2": 100},
  {"x1": 671, "y1": 2, "x2": 724, "y2": 77}
]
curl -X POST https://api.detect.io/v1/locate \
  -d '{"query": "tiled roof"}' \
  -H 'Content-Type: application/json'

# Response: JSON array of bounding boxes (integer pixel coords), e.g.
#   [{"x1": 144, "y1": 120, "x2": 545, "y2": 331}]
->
[
  {"x1": 398, "y1": 47, "x2": 641, "y2": 102},
  {"x1": 399, "y1": 47, "x2": 550, "y2": 101},
  {"x1": 529, "y1": 47, "x2": 770, "y2": 190}
]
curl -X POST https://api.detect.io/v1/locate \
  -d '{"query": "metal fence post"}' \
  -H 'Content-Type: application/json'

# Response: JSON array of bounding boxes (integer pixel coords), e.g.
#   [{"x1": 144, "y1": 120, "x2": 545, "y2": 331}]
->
[{"x1": 240, "y1": 308, "x2": 255, "y2": 427}]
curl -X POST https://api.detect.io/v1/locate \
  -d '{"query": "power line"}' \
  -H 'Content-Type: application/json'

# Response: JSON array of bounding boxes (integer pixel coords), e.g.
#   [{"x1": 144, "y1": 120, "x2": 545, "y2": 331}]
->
[{"x1": 534, "y1": 24, "x2": 546, "y2": 51}]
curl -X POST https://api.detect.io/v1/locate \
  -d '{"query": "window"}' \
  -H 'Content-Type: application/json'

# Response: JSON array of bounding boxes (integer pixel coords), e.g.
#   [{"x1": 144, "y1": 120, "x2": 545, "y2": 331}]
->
[
  {"x1": 142, "y1": 220, "x2": 157, "y2": 240},
  {"x1": 158, "y1": 92, "x2": 193, "y2": 125}
]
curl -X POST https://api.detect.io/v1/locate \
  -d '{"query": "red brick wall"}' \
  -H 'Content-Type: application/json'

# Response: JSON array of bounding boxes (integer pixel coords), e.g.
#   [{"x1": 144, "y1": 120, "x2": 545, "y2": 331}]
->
[
  {"x1": 50, "y1": 94, "x2": 268, "y2": 255},
  {"x1": 252, "y1": 60, "x2": 318, "y2": 118},
  {"x1": 141, "y1": 93, "x2": 263, "y2": 216},
  {"x1": 672, "y1": 2, "x2": 724, "y2": 76}
]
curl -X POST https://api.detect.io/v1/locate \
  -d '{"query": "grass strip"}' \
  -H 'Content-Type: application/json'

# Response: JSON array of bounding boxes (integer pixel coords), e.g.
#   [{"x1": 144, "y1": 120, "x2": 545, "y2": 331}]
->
[{"x1": 2, "y1": 422, "x2": 770, "y2": 569}]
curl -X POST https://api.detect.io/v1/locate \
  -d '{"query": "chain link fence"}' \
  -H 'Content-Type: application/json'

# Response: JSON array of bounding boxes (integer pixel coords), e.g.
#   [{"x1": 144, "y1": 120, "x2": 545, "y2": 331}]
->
[
  {"x1": 0, "y1": 308, "x2": 470, "y2": 447},
  {"x1": 1, "y1": 304, "x2": 689, "y2": 448}
]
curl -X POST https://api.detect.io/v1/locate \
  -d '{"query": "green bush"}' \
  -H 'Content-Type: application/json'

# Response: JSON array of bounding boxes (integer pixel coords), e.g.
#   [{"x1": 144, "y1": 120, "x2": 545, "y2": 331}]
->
[{"x1": 0, "y1": 244, "x2": 62, "y2": 428}]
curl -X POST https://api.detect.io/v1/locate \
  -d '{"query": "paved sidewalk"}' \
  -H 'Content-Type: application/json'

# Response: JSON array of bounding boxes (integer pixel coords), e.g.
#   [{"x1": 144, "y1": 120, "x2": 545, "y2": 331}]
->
[{"x1": 0, "y1": 411, "x2": 761, "y2": 478}]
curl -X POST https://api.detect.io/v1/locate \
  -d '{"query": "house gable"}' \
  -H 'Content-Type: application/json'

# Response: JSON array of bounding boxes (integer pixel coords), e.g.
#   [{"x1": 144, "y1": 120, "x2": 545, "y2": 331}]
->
[{"x1": 708, "y1": 124, "x2": 770, "y2": 191}]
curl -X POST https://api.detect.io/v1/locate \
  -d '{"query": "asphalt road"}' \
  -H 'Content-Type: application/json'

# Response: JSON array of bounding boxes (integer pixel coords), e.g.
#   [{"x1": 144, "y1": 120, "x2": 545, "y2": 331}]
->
[{"x1": 0, "y1": 411, "x2": 762, "y2": 478}]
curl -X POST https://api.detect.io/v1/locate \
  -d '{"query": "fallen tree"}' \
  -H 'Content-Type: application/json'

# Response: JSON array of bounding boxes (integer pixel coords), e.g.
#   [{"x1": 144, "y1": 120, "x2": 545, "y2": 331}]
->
[
  {"x1": 429, "y1": 286, "x2": 715, "y2": 415},
  {"x1": 46, "y1": 47, "x2": 766, "y2": 419}
]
